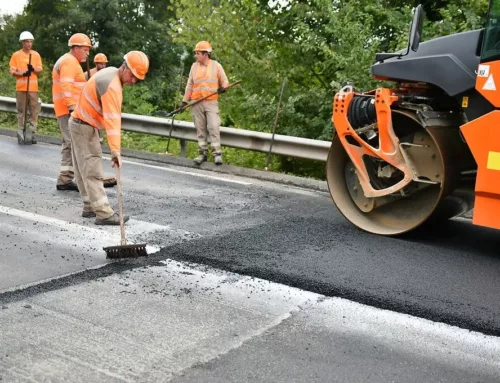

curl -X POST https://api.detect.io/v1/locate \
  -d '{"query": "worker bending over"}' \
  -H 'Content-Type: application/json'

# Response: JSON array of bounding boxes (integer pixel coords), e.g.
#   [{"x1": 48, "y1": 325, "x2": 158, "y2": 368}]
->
[{"x1": 69, "y1": 51, "x2": 149, "y2": 225}]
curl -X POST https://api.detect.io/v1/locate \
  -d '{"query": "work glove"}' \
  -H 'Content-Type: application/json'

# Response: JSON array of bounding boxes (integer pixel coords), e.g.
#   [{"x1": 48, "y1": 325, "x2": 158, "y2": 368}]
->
[
  {"x1": 111, "y1": 152, "x2": 122, "y2": 168},
  {"x1": 180, "y1": 101, "x2": 188, "y2": 109},
  {"x1": 68, "y1": 105, "x2": 75, "y2": 113},
  {"x1": 217, "y1": 87, "x2": 227, "y2": 94},
  {"x1": 22, "y1": 70, "x2": 31, "y2": 77},
  {"x1": 27, "y1": 64, "x2": 34, "y2": 72}
]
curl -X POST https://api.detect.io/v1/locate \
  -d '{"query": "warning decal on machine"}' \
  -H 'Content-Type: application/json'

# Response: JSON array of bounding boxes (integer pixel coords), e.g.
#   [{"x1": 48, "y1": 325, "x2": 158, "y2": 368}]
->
[{"x1": 483, "y1": 74, "x2": 497, "y2": 91}]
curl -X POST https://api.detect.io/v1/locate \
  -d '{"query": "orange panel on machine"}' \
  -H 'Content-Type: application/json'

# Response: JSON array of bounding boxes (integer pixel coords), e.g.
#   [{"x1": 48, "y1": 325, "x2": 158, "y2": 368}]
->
[
  {"x1": 476, "y1": 61, "x2": 500, "y2": 107},
  {"x1": 460, "y1": 110, "x2": 500, "y2": 229}
]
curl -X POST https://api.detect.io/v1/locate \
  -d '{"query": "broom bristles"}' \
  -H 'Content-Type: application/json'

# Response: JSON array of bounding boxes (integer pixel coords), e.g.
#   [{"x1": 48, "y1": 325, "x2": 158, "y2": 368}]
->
[{"x1": 103, "y1": 243, "x2": 148, "y2": 259}]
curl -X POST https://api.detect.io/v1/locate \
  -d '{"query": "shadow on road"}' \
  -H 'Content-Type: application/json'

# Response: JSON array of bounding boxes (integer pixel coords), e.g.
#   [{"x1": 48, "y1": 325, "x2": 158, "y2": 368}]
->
[{"x1": 398, "y1": 219, "x2": 500, "y2": 260}]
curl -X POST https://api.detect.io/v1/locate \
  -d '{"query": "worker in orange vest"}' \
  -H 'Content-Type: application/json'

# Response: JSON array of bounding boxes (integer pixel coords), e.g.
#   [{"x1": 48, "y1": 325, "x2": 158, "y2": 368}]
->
[
  {"x1": 9, "y1": 31, "x2": 43, "y2": 145},
  {"x1": 84, "y1": 53, "x2": 108, "y2": 80},
  {"x1": 52, "y1": 33, "x2": 92, "y2": 191},
  {"x1": 182, "y1": 41, "x2": 229, "y2": 165},
  {"x1": 69, "y1": 51, "x2": 149, "y2": 224}
]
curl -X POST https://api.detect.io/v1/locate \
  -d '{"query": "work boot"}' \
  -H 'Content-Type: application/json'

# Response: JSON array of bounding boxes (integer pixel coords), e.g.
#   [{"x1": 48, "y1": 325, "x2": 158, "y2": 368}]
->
[
  {"x1": 103, "y1": 177, "x2": 117, "y2": 188},
  {"x1": 31, "y1": 134, "x2": 37, "y2": 144},
  {"x1": 82, "y1": 210, "x2": 96, "y2": 218},
  {"x1": 24, "y1": 130, "x2": 33, "y2": 146},
  {"x1": 214, "y1": 154, "x2": 223, "y2": 165},
  {"x1": 95, "y1": 213, "x2": 130, "y2": 225},
  {"x1": 193, "y1": 151, "x2": 207, "y2": 165},
  {"x1": 17, "y1": 129, "x2": 24, "y2": 145},
  {"x1": 56, "y1": 181, "x2": 79, "y2": 191}
]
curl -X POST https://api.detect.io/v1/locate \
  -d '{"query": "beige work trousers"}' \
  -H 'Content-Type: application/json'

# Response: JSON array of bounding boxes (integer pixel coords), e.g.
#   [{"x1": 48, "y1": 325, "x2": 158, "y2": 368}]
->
[
  {"x1": 16, "y1": 91, "x2": 39, "y2": 133},
  {"x1": 56, "y1": 115, "x2": 75, "y2": 185},
  {"x1": 191, "y1": 100, "x2": 221, "y2": 154},
  {"x1": 69, "y1": 118, "x2": 114, "y2": 219}
]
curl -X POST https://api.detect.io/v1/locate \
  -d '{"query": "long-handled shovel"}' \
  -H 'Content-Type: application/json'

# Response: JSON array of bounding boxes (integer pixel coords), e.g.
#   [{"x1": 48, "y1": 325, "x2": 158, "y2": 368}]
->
[{"x1": 103, "y1": 166, "x2": 148, "y2": 259}]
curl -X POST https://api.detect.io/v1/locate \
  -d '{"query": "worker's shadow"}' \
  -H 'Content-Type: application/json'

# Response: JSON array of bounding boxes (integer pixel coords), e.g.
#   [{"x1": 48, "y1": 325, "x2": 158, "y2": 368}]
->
[{"x1": 398, "y1": 218, "x2": 500, "y2": 259}]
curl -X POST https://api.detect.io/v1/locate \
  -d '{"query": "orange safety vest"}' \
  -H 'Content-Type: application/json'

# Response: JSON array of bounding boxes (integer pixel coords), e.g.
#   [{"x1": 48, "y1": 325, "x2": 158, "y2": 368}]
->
[
  {"x1": 72, "y1": 67, "x2": 123, "y2": 154},
  {"x1": 9, "y1": 50, "x2": 42, "y2": 92},
  {"x1": 191, "y1": 60, "x2": 220, "y2": 101},
  {"x1": 52, "y1": 53, "x2": 86, "y2": 117}
]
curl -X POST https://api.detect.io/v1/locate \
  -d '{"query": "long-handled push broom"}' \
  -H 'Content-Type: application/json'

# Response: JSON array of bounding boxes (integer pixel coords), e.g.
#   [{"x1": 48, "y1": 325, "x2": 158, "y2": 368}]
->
[{"x1": 103, "y1": 166, "x2": 148, "y2": 259}]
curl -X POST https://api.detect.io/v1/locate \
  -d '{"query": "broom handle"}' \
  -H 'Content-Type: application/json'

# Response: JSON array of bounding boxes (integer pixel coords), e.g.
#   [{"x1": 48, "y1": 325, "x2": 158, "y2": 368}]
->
[{"x1": 116, "y1": 166, "x2": 126, "y2": 246}]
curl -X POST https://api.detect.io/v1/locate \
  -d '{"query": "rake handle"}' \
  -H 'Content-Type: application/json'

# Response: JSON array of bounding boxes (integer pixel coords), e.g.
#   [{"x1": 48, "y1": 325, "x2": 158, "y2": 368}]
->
[
  {"x1": 164, "y1": 80, "x2": 242, "y2": 117},
  {"x1": 116, "y1": 166, "x2": 126, "y2": 246}
]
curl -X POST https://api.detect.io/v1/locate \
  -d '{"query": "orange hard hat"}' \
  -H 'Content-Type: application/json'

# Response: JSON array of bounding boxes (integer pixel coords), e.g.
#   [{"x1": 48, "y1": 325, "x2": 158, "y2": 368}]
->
[
  {"x1": 68, "y1": 33, "x2": 92, "y2": 47},
  {"x1": 194, "y1": 41, "x2": 212, "y2": 53},
  {"x1": 124, "y1": 51, "x2": 149, "y2": 80},
  {"x1": 94, "y1": 53, "x2": 108, "y2": 63}
]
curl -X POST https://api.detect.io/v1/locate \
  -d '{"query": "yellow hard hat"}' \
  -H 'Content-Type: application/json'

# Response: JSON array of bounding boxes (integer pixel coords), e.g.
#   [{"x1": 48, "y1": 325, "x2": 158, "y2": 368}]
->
[
  {"x1": 94, "y1": 53, "x2": 108, "y2": 63},
  {"x1": 124, "y1": 51, "x2": 149, "y2": 80},
  {"x1": 68, "y1": 33, "x2": 92, "y2": 48},
  {"x1": 194, "y1": 41, "x2": 212, "y2": 53}
]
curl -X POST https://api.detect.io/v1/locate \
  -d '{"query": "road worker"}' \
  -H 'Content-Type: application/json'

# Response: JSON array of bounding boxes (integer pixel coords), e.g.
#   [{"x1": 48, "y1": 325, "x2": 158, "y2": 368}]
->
[
  {"x1": 84, "y1": 53, "x2": 107, "y2": 80},
  {"x1": 52, "y1": 33, "x2": 91, "y2": 191},
  {"x1": 181, "y1": 41, "x2": 229, "y2": 165},
  {"x1": 69, "y1": 51, "x2": 149, "y2": 224},
  {"x1": 9, "y1": 31, "x2": 43, "y2": 145}
]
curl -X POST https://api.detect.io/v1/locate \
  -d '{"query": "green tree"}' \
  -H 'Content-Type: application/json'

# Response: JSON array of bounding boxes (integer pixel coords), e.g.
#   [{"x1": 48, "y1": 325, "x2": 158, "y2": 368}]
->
[{"x1": 0, "y1": 0, "x2": 494, "y2": 179}]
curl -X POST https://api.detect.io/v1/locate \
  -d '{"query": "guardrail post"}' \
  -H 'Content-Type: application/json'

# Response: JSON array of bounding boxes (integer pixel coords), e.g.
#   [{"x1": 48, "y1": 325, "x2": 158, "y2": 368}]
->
[
  {"x1": 265, "y1": 78, "x2": 287, "y2": 171},
  {"x1": 179, "y1": 139, "x2": 187, "y2": 157}
]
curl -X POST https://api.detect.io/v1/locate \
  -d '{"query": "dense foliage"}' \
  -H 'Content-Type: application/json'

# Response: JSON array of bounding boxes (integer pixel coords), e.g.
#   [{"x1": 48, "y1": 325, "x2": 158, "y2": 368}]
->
[{"x1": 0, "y1": 0, "x2": 490, "y2": 178}]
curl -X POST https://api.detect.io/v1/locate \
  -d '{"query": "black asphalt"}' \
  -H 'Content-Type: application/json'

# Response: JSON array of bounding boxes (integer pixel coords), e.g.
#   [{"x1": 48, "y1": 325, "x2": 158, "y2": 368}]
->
[{"x1": 161, "y1": 183, "x2": 500, "y2": 336}]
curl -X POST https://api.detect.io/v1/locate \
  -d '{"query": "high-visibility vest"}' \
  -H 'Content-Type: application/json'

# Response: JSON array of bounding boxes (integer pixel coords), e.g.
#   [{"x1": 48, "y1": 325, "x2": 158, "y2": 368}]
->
[
  {"x1": 191, "y1": 60, "x2": 221, "y2": 101},
  {"x1": 9, "y1": 50, "x2": 42, "y2": 92},
  {"x1": 52, "y1": 53, "x2": 86, "y2": 117},
  {"x1": 72, "y1": 67, "x2": 123, "y2": 154}
]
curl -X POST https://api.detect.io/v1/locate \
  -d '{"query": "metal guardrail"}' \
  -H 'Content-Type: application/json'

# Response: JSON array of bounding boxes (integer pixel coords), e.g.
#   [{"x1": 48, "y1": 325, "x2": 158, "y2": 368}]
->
[{"x1": 0, "y1": 96, "x2": 331, "y2": 161}]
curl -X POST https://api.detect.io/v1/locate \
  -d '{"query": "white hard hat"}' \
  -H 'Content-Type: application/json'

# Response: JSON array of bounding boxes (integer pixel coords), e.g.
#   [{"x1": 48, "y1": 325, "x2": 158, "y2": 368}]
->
[{"x1": 19, "y1": 31, "x2": 34, "y2": 41}]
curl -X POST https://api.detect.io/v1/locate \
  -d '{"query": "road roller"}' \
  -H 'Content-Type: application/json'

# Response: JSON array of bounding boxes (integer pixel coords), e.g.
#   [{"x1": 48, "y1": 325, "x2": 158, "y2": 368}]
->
[{"x1": 327, "y1": 2, "x2": 500, "y2": 235}]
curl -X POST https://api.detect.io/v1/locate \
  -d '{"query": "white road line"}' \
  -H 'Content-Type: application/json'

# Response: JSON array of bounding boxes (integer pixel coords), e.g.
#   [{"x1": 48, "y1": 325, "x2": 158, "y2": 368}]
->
[
  {"x1": 0, "y1": 205, "x2": 181, "y2": 254},
  {"x1": 0, "y1": 205, "x2": 202, "y2": 295},
  {"x1": 102, "y1": 157, "x2": 252, "y2": 185},
  {"x1": 33, "y1": 175, "x2": 57, "y2": 182}
]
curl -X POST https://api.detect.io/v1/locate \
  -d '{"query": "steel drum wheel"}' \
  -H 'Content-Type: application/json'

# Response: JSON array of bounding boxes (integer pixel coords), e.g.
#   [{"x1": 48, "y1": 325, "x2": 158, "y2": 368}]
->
[{"x1": 326, "y1": 110, "x2": 469, "y2": 236}]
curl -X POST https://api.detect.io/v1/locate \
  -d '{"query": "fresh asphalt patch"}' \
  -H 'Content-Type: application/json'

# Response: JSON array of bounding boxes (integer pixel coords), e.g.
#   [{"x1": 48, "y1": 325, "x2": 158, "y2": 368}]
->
[{"x1": 158, "y1": 216, "x2": 500, "y2": 338}]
